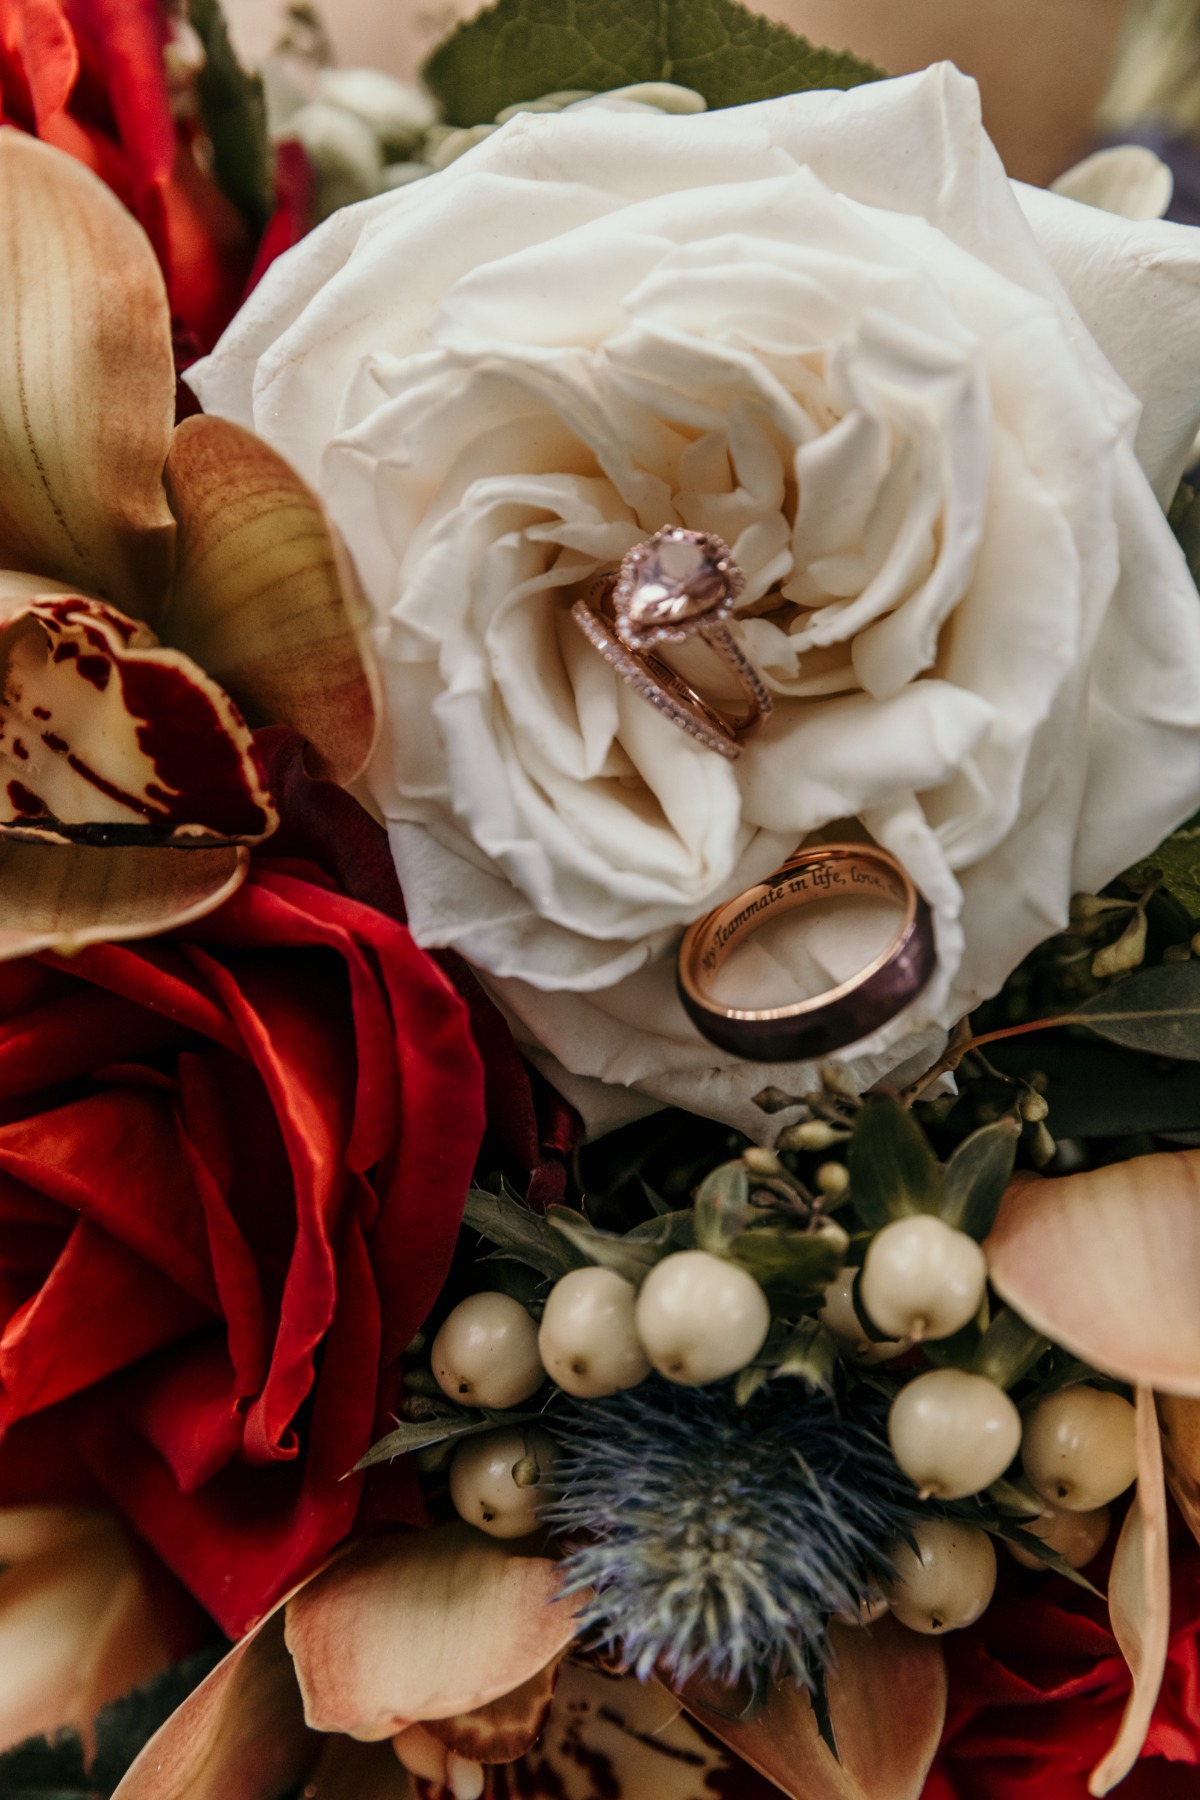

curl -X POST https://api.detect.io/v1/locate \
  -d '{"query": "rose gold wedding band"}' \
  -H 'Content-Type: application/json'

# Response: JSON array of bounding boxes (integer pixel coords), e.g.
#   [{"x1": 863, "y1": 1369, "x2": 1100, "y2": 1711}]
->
[
  {"x1": 677, "y1": 844, "x2": 936, "y2": 1062},
  {"x1": 570, "y1": 527, "x2": 772, "y2": 758}
]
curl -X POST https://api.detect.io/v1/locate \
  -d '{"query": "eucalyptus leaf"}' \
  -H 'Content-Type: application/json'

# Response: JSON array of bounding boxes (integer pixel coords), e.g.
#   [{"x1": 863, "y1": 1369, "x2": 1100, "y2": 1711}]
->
[
  {"x1": 1074, "y1": 960, "x2": 1200, "y2": 1061},
  {"x1": 547, "y1": 1207, "x2": 663, "y2": 1283},
  {"x1": 464, "y1": 1186, "x2": 575, "y2": 1279},
  {"x1": 190, "y1": 0, "x2": 273, "y2": 234},
  {"x1": 847, "y1": 1097, "x2": 942, "y2": 1229},
  {"x1": 727, "y1": 1229, "x2": 841, "y2": 1314},
  {"x1": 423, "y1": 0, "x2": 883, "y2": 126},
  {"x1": 693, "y1": 1160, "x2": 752, "y2": 1254},
  {"x1": 970, "y1": 1308, "x2": 1050, "y2": 1390},
  {"x1": 940, "y1": 1118, "x2": 1020, "y2": 1239}
]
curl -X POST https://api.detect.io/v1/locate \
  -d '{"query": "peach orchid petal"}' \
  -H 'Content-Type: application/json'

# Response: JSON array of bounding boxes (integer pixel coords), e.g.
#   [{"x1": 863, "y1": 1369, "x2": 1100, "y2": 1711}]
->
[
  {"x1": 0, "y1": 841, "x2": 248, "y2": 960},
  {"x1": 164, "y1": 416, "x2": 380, "y2": 784},
  {"x1": 284, "y1": 1527, "x2": 582, "y2": 1741},
  {"x1": 987, "y1": 1159, "x2": 1200, "y2": 1395},
  {"x1": 1159, "y1": 1393, "x2": 1200, "y2": 1547},
  {"x1": 0, "y1": 1508, "x2": 169, "y2": 1756},
  {"x1": 0, "y1": 131, "x2": 175, "y2": 620},
  {"x1": 422, "y1": 1655, "x2": 562, "y2": 1764},
  {"x1": 111, "y1": 1612, "x2": 318, "y2": 1800},
  {"x1": 0, "y1": 596, "x2": 277, "y2": 843},
  {"x1": 1089, "y1": 1387, "x2": 1171, "y2": 1796},
  {"x1": 678, "y1": 1617, "x2": 945, "y2": 1800}
]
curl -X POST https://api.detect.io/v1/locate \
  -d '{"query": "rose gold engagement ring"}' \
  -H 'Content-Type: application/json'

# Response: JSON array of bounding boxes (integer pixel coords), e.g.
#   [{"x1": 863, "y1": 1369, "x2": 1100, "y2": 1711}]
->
[
  {"x1": 677, "y1": 843, "x2": 937, "y2": 1062},
  {"x1": 570, "y1": 527, "x2": 772, "y2": 759}
]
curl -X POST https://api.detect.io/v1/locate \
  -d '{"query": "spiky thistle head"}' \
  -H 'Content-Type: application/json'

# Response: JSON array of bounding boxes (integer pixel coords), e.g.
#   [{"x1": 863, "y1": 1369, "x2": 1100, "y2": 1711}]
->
[{"x1": 546, "y1": 1377, "x2": 923, "y2": 1689}]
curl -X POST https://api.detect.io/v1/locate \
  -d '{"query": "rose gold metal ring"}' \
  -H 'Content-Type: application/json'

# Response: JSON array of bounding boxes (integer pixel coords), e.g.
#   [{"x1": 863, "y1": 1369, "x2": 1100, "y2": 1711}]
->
[
  {"x1": 570, "y1": 527, "x2": 772, "y2": 760},
  {"x1": 677, "y1": 844, "x2": 937, "y2": 1062}
]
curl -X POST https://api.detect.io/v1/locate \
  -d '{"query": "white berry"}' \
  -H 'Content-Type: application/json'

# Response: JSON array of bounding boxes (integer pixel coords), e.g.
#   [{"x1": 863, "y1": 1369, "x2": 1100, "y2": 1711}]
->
[
  {"x1": 818, "y1": 1269, "x2": 907, "y2": 1364},
  {"x1": 1021, "y1": 1387, "x2": 1138, "y2": 1512},
  {"x1": 884, "y1": 1519, "x2": 997, "y2": 1634},
  {"x1": 1007, "y1": 1495, "x2": 1111, "y2": 1571},
  {"x1": 889, "y1": 1368, "x2": 1022, "y2": 1499},
  {"x1": 537, "y1": 1267, "x2": 650, "y2": 1398},
  {"x1": 448, "y1": 1426, "x2": 558, "y2": 1539},
  {"x1": 860, "y1": 1215, "x2": 987, "y2": 1343},
  {"x1": 431, "y1": 1293, "x2": 544, "y2": 1409},
  {"x1": 635, "y1": 1250, "x2": 770, "y2": 1386}
]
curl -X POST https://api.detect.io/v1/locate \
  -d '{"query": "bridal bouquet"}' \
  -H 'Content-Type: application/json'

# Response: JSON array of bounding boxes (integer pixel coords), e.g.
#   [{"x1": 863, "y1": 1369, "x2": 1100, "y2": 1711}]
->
[{"x1": 4, "y1": 2, "x2": 1200, "y2": 1797}]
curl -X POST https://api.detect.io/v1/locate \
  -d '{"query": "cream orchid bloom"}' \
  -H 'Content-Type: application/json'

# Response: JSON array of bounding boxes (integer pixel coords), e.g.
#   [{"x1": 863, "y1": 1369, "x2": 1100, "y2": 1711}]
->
[
  {"x1": 109, "y1": 1519, "x2": 950, "y2": 1800},
  {"x1": 0, "y1": 128, "x2": 377, "y2": 956}
]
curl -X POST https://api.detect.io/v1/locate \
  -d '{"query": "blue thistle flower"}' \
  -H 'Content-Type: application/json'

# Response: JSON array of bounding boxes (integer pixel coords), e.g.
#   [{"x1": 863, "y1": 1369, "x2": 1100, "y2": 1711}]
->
[{"x1": 546, "y1": 1378, "x2": 923, "y2": 1688}]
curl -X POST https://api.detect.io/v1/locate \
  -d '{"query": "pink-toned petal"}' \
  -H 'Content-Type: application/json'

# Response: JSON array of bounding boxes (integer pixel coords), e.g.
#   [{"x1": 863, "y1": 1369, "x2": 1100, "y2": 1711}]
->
[
  {"x1": 0, "y1": 132, "x2": 175, "y2": 620},
  {"x1": 1158, "y1": 1394, "x2": 1200, "y2": 1547},
  {"x1": 111, "y1": 1613, "x2": 317, "y2": 1800},
  {"x1": 679, "y1": 1673, "x2": 861, "y2": 1800},
  {"x1": 164, "y1": 416, "x2": 380, "y2": 784},
  {"x1": 284, "y1": 1527, "x2": 582, "y2": 1740},
  {"x1": 825, "y1": 1616, "x2": 948, "y2": 1800},
  {"x1": 424, "y1": 1655, "x2": 562, "y2": 1764},
  {"x1": 0, "y1": 841, "x2": 248, "y2": 961},
  {"x1": 987, "y1": 1158, "x2": 1200, "y2": 1395},
  {"x1": 0, "y1": 1510, "x2": 169, "y2": 1755},
  {"x1": 1089, "y1": 1387, "x2": 1171, "y2": 1796},
  {"x1": 0, "y1": 596, "x2": 276, "y2": 843}
]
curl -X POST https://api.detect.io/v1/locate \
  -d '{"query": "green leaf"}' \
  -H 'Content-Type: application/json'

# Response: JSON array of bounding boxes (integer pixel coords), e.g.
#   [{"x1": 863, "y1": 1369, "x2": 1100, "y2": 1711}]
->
[
  {"x1": 1074, "y1": 959, "x2": 1200, "y2": 1061},
  {"x1": 986, "y1": 1519, "x2": 1104, "y2": 1596},
  {"x1": 969, "y1": 1308, "x2": 1050, "y2": 1390},
  {"x1": 423, "y1": 0, "x2": 884, "y2": 127},
  {"x1": 1124, "y1": 810, "x2": 1200, "y2": 919},
  {"x1": 355, "y1": 1406, "x2": 548, "y2": 1471},
  {"x1": 772, "y1": 1316, "x2": 838, "y2": 1389},
  {"x1": 624, "y1": 1209, "x2": 696, "y2": 1251},
  {"x1": 190, "y1": 0, "x2": 274, "y2": 235},
  {"x1": 727, "y1": 1228, "x2": 841, "y2": 1314},
  {"x1": 547, "y1": 1207, "x2": 663, "y2": 1283},
  {"x1": 463, "y1": 1187, "x2": 575, "y2": 1279},
  {"x1": 940, "y1": 1118, "x2": 1020, "y2": 1239},
  {"x1": 693, "y1": 1160, "x2": 752, "y2": 1254},
  {"x1": 847, "y1": 1097, "x2": 942, "y2": 1230}
]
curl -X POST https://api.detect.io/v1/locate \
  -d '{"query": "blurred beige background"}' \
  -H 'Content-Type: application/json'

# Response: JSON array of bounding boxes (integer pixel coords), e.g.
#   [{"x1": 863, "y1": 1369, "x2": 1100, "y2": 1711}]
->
[{"x1": 223, "y1": 0, "x2": 1132, "y2": 183}]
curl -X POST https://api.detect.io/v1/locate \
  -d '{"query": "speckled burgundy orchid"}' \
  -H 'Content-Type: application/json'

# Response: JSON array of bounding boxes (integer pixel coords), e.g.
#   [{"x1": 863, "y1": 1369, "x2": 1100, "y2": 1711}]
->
[{"x1": 0, "y1": 125, "x2": 376, "y2": 956}]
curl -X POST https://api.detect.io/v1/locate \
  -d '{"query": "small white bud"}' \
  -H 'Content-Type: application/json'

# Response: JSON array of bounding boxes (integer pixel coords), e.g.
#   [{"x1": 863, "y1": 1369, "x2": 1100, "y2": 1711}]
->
[
  {"x1": 816, "y1": 1161, "x2": 850, "y2": 1203},
  {"x1": 1091, "y1": 910, "x2": 1146, "y2": 979},
  {"x1": 448, "y1": 1426, "x2": 558, "y2": 1539},
  {"x1": 860, "y1": 1216, "x2": 987, "y2": 1343},
  {"x1": 777, "y1": 1120, "x2": 845, "y2": 1153},
  {"x1": 430, "y1": 1293, "x2": 544, "y2": 1409},
  {"x1": 1021, "y1": 1387, "x2": 1137, "y2": 1512},
  {"x1": 635, "y1": 1250, "x2": 770, "y2": 1386},
  {"x1": 1019, "y1": 1091, "x2": 1049, "y2": 1123},
  {"x1": 889, "y1": 1369, "x2": 1022, "y2": 1500},
  {"x1": 884, "y1": 1519, "x2": 997, "y2": 1634}
]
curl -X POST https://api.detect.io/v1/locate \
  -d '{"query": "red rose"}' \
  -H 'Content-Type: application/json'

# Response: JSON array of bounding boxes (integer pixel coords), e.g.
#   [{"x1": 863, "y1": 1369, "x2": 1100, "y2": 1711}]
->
[
  {"x1": 0, "y1": 833, "x2": 486, "y2": 1639},
  {"x1": 924, "y1": 1521, "x2": 1200, "y2": 1800},
  {"x1": 0, "y1": 0, "x2": 310, "y2": 358}
]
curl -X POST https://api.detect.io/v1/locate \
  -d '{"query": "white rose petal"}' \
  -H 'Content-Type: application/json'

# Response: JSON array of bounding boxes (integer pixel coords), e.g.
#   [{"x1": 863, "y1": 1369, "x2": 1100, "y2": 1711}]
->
[{"x1": 191, "y1": 66, "x2": 1200, "y2": 1139}]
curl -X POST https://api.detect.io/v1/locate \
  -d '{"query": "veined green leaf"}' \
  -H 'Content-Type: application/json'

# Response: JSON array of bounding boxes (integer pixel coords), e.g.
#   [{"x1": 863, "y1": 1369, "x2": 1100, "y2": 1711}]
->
[
  {"x1": 848, "y1": 1096, "x2": 942, "y2": 1229},
  {"x1": 547, "y1": 1207, "x2": 663, "y2": 1283},
  {"x1": 1074, "y1": 960, "x2": 1200, "y2": 1061},
  {"x1": 693, "y1": 1160, "x2": 752, "y2": 1254},
  {"x1": 727, "y1": 1229, "x2": 841, "y2": 1314},
  {"x1": 941, "y1": 1118, "x2": 1020, "y2": 1239},
  {"x1": 423, "y1": 0, "x2": 884, "y2": 126}
]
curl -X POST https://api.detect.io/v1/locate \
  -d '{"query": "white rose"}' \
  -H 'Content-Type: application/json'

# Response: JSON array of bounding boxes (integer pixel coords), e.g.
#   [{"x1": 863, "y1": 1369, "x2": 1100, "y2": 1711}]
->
[{"x1": 191, "y1": 65, "x2": 1200, "y2": 1138}]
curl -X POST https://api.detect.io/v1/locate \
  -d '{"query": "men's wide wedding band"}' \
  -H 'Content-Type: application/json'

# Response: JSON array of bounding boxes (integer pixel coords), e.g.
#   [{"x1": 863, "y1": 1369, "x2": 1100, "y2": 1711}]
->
[
  {"x1": 570, "y1": 526, "x2": 772, "y2": 759},
  {"x1": 676, "y1": 844, "x2": 937, "y2": 1063}
]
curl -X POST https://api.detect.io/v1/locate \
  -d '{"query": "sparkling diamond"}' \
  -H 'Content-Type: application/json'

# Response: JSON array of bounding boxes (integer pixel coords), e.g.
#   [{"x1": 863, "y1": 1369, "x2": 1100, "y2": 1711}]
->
[{"x1": 614, "y1": 530, "x2": 741, "y2": 648}]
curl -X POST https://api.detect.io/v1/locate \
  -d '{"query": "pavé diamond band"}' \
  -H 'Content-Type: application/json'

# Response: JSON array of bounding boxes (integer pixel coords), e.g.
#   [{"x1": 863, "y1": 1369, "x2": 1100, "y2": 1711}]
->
[{"x1": 570, "y1": 527, "x2": 772, "y2": 758}]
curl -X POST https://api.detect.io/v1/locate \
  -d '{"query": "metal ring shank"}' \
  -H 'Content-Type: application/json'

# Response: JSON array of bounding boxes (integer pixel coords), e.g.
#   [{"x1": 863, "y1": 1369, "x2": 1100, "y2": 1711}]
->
[{"x1": 676, "y1": 844, "x2": 936, "y2": 1063}]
